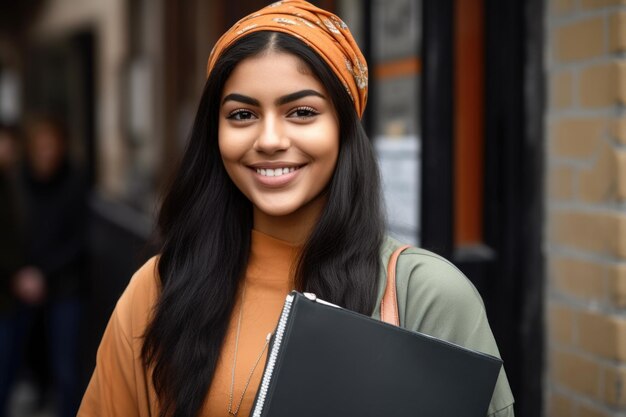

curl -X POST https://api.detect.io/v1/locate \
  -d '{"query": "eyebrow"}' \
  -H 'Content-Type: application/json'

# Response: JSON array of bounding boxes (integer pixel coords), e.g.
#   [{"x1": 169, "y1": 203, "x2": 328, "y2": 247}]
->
[
  {"x1": 221, "y1": 93, "x2": 260, "y2": 107},
  {"x1": 221, "y1": 89, "x2": 326, "y2": 107},
  {"x1": 276, "y1": 89, "x2": 326, "y2": 105}
]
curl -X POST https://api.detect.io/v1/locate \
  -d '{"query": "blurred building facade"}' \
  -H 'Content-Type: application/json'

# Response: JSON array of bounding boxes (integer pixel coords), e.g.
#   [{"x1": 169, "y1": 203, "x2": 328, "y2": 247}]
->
[{"x1": 4, "y1": 0, "x2": 625, "y2": 416}]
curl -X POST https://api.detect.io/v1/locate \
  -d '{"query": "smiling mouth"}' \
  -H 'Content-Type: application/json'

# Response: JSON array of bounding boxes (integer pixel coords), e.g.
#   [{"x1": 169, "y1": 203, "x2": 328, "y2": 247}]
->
[{"x1": 255, "y1": 166, "x2": 302, "y2": 177}]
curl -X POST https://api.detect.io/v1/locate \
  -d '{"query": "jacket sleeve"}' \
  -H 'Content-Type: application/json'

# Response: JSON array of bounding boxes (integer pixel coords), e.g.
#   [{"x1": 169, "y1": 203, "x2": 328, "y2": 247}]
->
[
  {"x1": 78, "y1": 257, "x2": 159, "y2": 417},
  {"x1": 490, "y1": 404, "x2": 515, "y2": 417},
  {"x1": 393, "y1": 248, "x2": 516, "y2": 417}
]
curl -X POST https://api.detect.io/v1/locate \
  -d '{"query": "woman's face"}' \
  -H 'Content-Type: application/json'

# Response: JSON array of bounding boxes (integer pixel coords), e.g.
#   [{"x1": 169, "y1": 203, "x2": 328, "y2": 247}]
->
[{"x1": 219, "y1": 50, "x2": 339, "y2": 224}]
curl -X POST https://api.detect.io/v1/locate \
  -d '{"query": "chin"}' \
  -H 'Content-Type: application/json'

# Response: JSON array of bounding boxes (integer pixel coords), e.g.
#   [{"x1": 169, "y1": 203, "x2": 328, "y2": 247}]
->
[{"x1": 256, "y1": 204, "x2": 300, "y2": 218}]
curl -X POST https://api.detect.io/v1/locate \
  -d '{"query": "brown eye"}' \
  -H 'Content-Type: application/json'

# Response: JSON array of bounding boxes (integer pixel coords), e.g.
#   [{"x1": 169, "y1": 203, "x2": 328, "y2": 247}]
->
[
  {"x1": 227, "y1": 109, "x2": 256, "y2": 120},
  {"x1": 289, "y1": 106, "x2": 319, "y2": 119}
]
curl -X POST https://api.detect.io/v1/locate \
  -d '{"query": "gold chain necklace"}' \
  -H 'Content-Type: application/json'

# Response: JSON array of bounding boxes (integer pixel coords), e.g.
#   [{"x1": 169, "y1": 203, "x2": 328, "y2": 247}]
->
[{"x1": 228, "y1": 284, "x2": 272, "y2": 417}]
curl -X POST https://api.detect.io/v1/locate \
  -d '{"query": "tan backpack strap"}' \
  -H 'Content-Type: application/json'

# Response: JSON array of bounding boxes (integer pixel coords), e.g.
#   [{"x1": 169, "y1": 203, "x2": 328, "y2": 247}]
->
[{"x1": 380, "y1": 244, "x2": 412, "y2": 326}]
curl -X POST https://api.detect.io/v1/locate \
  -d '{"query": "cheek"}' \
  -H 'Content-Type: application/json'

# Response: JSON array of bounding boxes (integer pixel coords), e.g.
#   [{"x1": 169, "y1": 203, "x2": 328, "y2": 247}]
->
[
  {"x1": 218, "y1": 130, "x2": 253, "y2": 194},
  {"x1": 302, "y1": 122, "x2": 339, "y2": 167},
  {"x1": 218, "y1": 129, "x2": 245, "y2": 163}
]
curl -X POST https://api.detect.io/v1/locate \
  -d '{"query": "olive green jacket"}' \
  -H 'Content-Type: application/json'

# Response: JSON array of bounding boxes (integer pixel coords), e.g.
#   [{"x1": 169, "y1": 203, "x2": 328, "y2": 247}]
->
[{"x1": 373, "y1": 236, "x2": 515, "y2": 417}]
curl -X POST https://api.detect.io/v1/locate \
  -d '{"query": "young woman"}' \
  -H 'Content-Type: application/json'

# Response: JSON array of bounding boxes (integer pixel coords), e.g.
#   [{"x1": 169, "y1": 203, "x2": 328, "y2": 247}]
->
[{"x1": 78, "y1": 1, "x2": 515, "y2": 417}]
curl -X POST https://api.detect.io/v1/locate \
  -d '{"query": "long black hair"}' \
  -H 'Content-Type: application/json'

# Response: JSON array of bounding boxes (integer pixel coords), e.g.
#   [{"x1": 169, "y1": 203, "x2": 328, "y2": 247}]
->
[{"x1": 142, "y1": 31, "x2": 385, "y2": 417}]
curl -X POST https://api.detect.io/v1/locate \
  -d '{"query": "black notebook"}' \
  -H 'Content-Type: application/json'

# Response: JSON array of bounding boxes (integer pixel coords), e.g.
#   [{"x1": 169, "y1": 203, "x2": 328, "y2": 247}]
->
[{"x1": 249, "y1": 292, "x2": 502, "y2": 417}]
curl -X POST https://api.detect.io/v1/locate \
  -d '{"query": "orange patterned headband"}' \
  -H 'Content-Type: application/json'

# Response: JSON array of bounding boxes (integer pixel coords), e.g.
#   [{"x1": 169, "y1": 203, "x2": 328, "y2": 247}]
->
[{"x1": 206, "y1": 0, "x2": 368, "y2": 118}]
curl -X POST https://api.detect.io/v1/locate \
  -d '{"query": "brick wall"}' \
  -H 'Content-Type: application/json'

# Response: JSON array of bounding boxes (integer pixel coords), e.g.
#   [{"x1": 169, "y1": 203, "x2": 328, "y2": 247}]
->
[{"x1": 547, "y1": 1, "x2": 626, "y2": 416}]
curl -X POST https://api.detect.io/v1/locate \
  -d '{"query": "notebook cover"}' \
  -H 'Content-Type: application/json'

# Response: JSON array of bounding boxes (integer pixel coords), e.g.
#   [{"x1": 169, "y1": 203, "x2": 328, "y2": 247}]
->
[{"x1": 249, "y1": 292, "x2": 503, "y2": 417}]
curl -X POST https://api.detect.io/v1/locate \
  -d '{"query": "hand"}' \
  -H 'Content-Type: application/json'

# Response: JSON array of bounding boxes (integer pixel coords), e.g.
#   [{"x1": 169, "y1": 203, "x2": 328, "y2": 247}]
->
[{"x1": 13, "y1": 267, "x2": 46, "y2": 305}]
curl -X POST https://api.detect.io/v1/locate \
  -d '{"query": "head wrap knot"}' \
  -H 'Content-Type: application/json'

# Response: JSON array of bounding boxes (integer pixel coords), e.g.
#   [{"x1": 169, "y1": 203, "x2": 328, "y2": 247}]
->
[{"x1": 206, "y1": 0, "x2": 368, "y2": 118}]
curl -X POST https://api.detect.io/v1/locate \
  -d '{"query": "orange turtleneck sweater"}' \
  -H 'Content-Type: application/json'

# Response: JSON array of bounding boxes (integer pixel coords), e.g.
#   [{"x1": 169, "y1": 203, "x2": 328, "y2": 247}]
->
[
  {"x1": 205, "y1": 230, "x2": 299, "y2": 416},
  {"x1": 78, "y1": 230, "x2": 300, "y2": 417}
]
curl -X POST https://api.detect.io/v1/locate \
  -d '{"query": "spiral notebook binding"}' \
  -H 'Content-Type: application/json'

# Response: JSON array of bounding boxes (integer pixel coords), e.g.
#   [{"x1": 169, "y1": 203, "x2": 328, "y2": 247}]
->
[{"x1": 251, "y1": 293, "x2": 295, "y2": 417}]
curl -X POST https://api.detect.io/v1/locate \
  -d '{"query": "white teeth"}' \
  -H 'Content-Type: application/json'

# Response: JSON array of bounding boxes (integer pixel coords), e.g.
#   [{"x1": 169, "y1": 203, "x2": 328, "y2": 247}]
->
[{"x1": 256, "y1": 167, "x2": 299, "y2": 177}]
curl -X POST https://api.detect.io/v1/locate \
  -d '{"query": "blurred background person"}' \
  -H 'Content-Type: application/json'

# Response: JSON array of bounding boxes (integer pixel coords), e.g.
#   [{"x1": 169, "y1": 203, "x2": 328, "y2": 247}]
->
[
  {"x1": 0, "y1": 123, "x2": 26, "y2": 417},
  {"x1": 10, "y1": 116, "x2": 88, "y2": 417}
]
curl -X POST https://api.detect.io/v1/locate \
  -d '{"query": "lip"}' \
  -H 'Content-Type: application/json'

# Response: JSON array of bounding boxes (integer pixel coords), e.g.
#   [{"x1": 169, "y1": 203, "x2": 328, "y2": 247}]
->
[
  {"x1": 249, "y1": 163, "x2": 304, "y2": 188},
  {"x1": 248, "y1": 161, "x2": 304, "y2": 169}
]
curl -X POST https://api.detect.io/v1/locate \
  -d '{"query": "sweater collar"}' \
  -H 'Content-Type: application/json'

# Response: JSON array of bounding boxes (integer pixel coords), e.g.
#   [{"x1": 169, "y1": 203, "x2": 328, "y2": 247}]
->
[{"x1": 247, "y1": 230, "x2": 302, "y2": 286}]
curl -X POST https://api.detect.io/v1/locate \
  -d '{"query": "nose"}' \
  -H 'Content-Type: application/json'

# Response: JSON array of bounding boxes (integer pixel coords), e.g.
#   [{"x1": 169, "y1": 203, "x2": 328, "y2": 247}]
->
[{"x1": 253, "y1": 114, "x2": 289, "y2": 154}]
